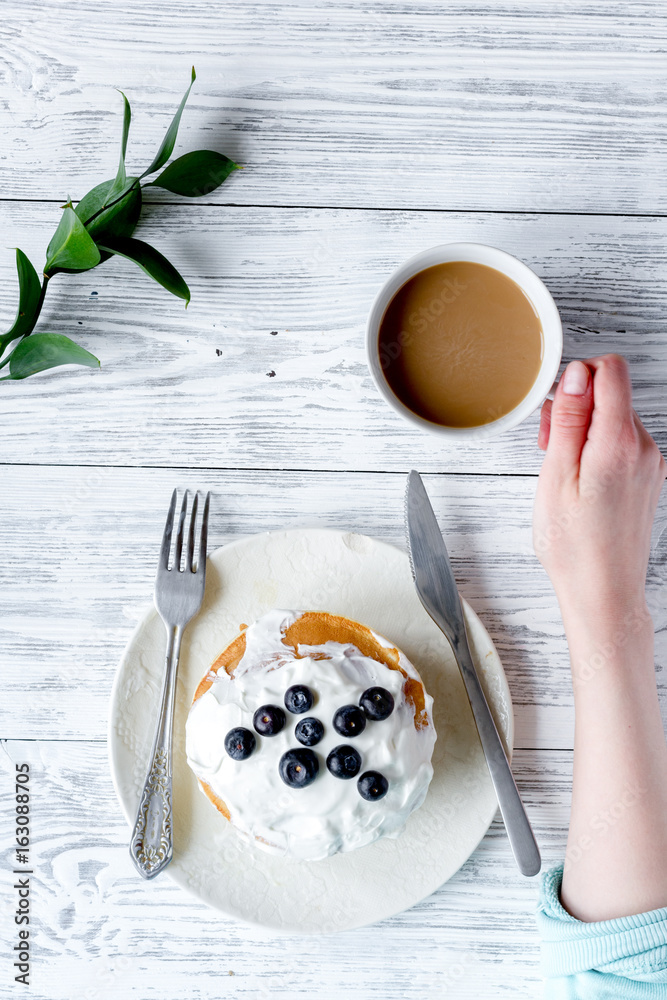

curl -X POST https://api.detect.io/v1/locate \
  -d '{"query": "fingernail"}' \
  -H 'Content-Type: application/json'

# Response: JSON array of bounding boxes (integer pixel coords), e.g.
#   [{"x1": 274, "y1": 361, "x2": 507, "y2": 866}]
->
[{"x1": 562, "y1": 360, "x2": 589, "y2": 396}]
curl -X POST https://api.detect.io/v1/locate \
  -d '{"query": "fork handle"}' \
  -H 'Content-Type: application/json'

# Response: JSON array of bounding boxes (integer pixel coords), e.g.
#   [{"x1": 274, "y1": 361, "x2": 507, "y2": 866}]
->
[{"x1": 129, "y1": 624, "x2": 183, "y2": 879}]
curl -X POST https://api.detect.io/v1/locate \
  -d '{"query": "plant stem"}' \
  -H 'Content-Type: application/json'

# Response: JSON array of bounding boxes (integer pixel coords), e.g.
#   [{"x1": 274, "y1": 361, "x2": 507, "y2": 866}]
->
[
  {"x1": 34, "y1": 275, "x2": 49, "y2": 329},
  {"x1": 82, "y1": 178, "x2": 142, "y2": 230}
]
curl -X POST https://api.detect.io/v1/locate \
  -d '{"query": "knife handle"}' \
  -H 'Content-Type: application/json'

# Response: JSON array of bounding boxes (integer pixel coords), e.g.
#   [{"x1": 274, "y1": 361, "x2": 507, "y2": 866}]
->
[{"x1": 453, "y1": 625, "x2": 541, "y2": 877}]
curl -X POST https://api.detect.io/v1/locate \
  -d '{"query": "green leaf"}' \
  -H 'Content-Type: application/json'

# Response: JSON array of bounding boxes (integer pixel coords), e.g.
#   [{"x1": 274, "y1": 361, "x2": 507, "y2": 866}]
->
[
  {"x1": 0, "y1": 249, "x2": 42, "y2": 356},
  {"x1": 2, "y1": 333, "x2": 100, "y2": 380},
  {"x1": 104, "y1": 91, "x2": 132, "y2": 206},
  {"x1": 45, "y1": 205, "x2": 102, "y2": 275},
  {"x1": 141, "y1": 66, "x2": 196, "y2": 178},
  {"x1": 149, "y1": 150, "x2": 239, "y2": 197},
  {"x1": 98, "y1": 236, "x2": 190, "y2": 304},
  {"x1": 75, "y1": 177, "x2": 142, "y2": 258}
]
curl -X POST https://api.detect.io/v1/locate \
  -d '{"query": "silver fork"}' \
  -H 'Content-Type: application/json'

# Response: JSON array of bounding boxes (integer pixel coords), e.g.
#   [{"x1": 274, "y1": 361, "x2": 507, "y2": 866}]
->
[{"x1": 130, "y1": 488, "x2": 211, "y2": 880}]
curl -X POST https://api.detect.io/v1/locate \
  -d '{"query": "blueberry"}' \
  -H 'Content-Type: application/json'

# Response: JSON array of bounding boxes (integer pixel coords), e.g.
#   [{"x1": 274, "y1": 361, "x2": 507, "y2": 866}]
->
[
  {"x1": 253, "y1": 704, "x2": 286, "y2": 736},
  {"x1": 359, "y1": 686, "x2": 394, "y2": 721},
  {"x1": 326, "y1": 744, "x2": 362, "y2": 779},
  {"x1": 224, "y1": 727, "x2": 256, "y2": 761},
  {"x1": 284, "y1": 684, "x2": 314, "y2": 715},
  {"x1": 294, "y1": 716, "x2": 324, "y2": 747},
  {"x1": 333, "y1": 704, "x2": 366, "y2": 738},
  {"x1": 357, "y1": 770, "x2": 389, "y2": 801},
  {"x1": 278, "y1": 748, "x2": 319, "y2": 788}
]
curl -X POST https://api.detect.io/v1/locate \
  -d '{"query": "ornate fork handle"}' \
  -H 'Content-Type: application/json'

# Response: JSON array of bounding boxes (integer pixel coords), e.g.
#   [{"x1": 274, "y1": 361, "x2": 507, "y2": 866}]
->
[{"x1": 130, "y1": 626, "x2": 183, "y2": 879}]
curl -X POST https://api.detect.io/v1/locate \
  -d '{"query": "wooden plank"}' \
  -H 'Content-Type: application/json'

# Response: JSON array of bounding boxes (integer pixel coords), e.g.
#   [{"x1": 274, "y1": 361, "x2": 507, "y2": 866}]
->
[
  {"x1": 1, "y1": 7, "x2": 664, "y2": 996},
  {"x1": 0, "y1": 738, "x2": 572, "y2": 998},
  {"x1": 1, "y1": 2, "x2": 666, "y2": 213},
  {"x1": 0, "y1": 204, "x2": 666, "y2": 473},
  {"x1": 1, "y1": 464, "x2": 665, "y2": 746}
]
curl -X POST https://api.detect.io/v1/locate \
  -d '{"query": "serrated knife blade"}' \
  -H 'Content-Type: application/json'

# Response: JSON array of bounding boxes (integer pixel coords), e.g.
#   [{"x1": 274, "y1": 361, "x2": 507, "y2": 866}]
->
[{"x1": 405, "y1": 470, "x2": 541, "y2": 877}]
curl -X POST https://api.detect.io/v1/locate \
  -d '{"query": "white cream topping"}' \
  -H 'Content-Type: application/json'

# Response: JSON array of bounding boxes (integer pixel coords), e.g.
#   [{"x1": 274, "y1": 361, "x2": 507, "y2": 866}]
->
[{"x1": 185, "y1": 610, "x2": 437, "y2": 861}]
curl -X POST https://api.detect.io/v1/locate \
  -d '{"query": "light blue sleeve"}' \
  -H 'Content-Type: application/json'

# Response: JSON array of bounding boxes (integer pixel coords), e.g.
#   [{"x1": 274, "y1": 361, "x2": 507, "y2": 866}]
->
[{"x1": 536, "y1": 864, "x2": 667, "y2": 998}]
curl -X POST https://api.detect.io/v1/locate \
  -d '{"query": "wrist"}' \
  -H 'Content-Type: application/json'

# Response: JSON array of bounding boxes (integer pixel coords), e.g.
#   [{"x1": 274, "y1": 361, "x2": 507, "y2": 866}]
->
[
  {"x1": 559, "y1": 600, "x2": 654, "y2": 684},
  {"x1": 556, "y1": 588, "x2": 651, "y2": 639}
]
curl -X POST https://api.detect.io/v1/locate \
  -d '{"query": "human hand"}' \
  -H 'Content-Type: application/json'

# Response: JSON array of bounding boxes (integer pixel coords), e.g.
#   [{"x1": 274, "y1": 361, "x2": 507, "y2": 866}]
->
[{"x1": 533, "y1": 354, "x2": 665, "y2": 629}]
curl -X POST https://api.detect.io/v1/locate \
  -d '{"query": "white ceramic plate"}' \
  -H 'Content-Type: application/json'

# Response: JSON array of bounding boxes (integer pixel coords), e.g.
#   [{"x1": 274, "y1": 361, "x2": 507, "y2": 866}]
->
[{"x1": 108, "y1": 528, "x2": 513, "y2": 933}]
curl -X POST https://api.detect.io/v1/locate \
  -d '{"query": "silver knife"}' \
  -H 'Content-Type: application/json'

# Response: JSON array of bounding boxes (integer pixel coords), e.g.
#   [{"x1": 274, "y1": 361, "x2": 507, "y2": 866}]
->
[{"x1": 405, "y1": 470, "x2": 541, "y2": 877}]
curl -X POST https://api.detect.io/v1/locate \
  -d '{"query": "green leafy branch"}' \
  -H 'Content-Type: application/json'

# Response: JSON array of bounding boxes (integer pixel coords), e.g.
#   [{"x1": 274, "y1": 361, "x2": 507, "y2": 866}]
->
[{"x1": 1, "y1": 68, "x2": 239, "y2": 381}]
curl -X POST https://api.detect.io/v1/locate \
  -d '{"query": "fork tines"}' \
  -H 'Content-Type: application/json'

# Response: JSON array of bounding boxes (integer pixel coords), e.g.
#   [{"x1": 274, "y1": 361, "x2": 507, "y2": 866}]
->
[{"x1": 159, "y1": 488, "x2": 210, "y2": 574}]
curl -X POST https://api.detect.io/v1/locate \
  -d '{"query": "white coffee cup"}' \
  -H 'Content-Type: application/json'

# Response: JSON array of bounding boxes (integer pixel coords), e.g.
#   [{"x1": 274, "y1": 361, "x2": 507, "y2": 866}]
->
[{"x1": 366, "y1": 242, "x2": 563, "y2": 439}]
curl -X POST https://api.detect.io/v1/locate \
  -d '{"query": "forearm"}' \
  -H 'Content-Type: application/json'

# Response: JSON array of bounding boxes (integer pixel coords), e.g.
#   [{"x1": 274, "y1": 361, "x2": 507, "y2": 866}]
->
[{"x1": 559, "y1": 604, "x2": 667, "y2": 921}]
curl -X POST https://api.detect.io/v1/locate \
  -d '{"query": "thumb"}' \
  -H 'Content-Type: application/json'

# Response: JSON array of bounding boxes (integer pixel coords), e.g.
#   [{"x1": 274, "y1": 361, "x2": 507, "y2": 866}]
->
[{"x1": 544, "y1": 360, "x2": 594, "y2": 470}]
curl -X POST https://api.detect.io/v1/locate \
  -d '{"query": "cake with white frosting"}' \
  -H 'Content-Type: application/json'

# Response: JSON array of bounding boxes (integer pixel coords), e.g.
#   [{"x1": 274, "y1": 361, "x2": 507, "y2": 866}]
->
[{"x1": 185, "y1": 609, "x2": 436, "y2": 861}]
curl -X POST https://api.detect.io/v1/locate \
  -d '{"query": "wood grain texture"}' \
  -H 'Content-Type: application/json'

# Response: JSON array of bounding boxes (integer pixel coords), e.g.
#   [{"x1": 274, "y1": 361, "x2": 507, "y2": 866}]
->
[
  {"x1": 1, "y1": 5, "x2": 666, "y2": 993},
  {"x1": 1, "y1": 1, "x2": 667, "y2": 213},
  {"x1": 1, "y1": 464, "x2": 665, "y2": 747},
  {"x1": 1, "y1": 204, "x2": 666, "y2": 473},
  {"x1": 0, "y1": 739, "x2": 572, "y2": 999}
]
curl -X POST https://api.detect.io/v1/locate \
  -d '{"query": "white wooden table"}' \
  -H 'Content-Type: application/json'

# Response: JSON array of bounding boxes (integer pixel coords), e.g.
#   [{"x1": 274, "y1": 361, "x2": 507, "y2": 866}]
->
[{"x1": 1, "y1": 3, "x2": 666, "y2": 996}]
